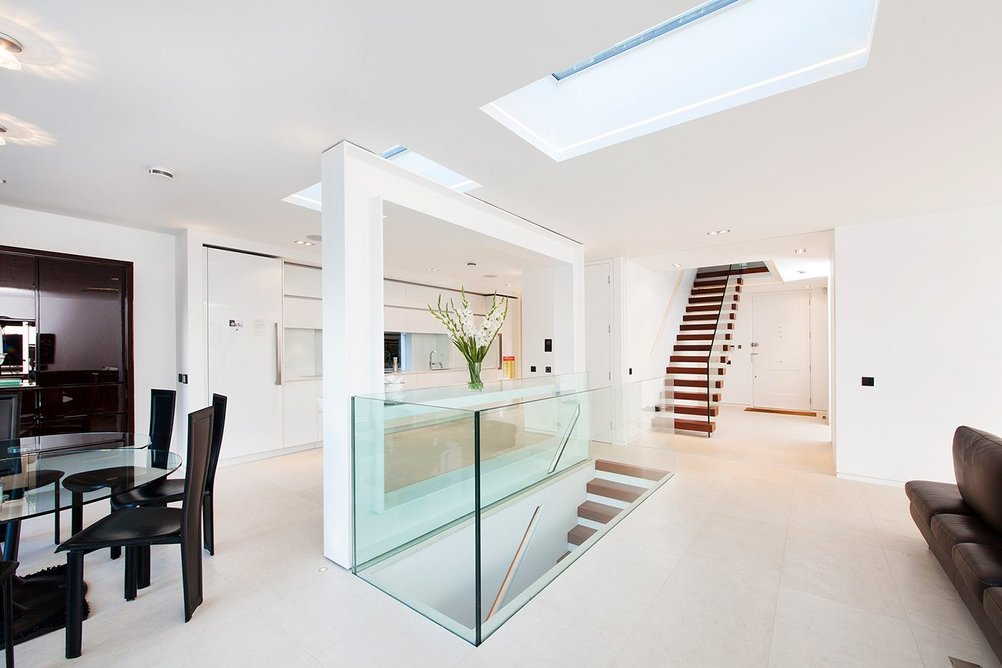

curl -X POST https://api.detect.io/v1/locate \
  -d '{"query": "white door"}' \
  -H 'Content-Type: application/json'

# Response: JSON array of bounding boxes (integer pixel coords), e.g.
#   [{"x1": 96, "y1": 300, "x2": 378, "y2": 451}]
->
[
  {"x1": 585, "y1": 263, "x2": 615, "y2": 441},
  {"x1": 751, "y1": 292, "x2": 812, "y2": 411},
  {"x1": 206, "y1": 248, "x2": 284, "y2": 459}
]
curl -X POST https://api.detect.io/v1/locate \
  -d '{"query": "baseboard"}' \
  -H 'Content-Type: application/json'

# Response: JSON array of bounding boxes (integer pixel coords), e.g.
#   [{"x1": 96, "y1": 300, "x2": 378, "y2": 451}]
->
[
  {"x1": 219, "y1": 441, "x2": 322, "y2": 468},
  {"x1": 836, "y1": 472, "x2": 905, "y2": 488}
]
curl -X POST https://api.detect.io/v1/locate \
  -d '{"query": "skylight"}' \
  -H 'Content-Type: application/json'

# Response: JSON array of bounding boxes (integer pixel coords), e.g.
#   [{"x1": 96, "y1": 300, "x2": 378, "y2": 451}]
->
[
  {"x1": 282, "y1": 146, "x2": 481, "y2": 212},
  {"x1": 380, "y1": 145, "x2": 481, "y2": 193},
  {"x1": 483, "y1": 0, "x2": 879, "y2": 161}
]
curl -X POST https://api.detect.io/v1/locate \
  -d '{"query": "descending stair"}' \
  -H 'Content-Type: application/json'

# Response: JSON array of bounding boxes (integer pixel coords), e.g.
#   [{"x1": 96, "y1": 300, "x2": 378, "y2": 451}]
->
[
  {"x1": 656, "y1": 263, "x2": 767, "y2": 436},
  {"x1": 563, "y1": 459, "x2": 671, "y2": 555}
]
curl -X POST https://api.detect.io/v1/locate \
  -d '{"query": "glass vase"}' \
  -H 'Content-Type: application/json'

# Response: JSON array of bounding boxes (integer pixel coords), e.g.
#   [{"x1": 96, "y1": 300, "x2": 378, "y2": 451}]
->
[{"x1": 467, "y1": 360, "x2": 483, "y2": 390}]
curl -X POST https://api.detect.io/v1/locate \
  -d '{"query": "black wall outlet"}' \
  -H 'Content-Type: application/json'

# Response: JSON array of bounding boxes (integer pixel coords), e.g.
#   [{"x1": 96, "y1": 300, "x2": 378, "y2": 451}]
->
[
  {"x1": 545, "y1": 366, "x2": 552, "y2": 373},
  {"x1": 530, "y1": 365, "x2": 536, "y2": 373},
  {"x1": 862, "y1": 376, "x2": 875, "y2": 387},
  {"x1": 544, "y1": 339, "x2": 552, "y2": 353}
]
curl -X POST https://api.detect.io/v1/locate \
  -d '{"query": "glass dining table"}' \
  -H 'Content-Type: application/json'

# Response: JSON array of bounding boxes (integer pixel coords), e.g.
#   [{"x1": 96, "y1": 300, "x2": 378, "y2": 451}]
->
[{"x1": 0, "y1": 432, "x2": 182, "y2": 646}]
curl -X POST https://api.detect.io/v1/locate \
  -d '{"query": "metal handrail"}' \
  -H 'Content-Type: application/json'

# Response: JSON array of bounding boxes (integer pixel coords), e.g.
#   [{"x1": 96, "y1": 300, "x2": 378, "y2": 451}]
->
[{"x1": 546, "y1": 402, "x2": 582, "y2": 474}]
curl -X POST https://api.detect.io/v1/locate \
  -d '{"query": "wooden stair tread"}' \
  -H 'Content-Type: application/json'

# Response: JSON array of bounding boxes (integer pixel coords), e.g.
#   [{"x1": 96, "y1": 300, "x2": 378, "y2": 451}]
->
[
  {"x1": 596, "y1": 459, "x2": 669, "y2": 482},
  {"x1": 670, "y1": 379, "x2": 724, "y2": 388},
  {"x1": 696, "y1": 266, "x2": 769, "y2": 279},
  {"x1": 587, "y1": 478, "x2": 646, "y2": 503},
  {"x1": 674, "y1": 419, "x2": 718, "y2": 433},
  {"x1": 670, "y1": 355, "x2": 727, "y2": 363},
  {"x1": 674, "y1": 405, "x2": 720, "y2": 417},
  {"x1": 678, "y1": 333, "x2": 732, "y2": 341},
  {"x1": 577, "y1": 500, "x2": 621, "y2": 524},
  {"x1": 674, "y1": 345, "x2": 731, "y2": 351},
  {"x1": 568, "y1": 524, "x2": 598, "y2": 546},
  {"x1": 668, "y1": 366, "x2": 726, "y2": 375},
  {"x1": 675, "y1": 391, "x2": 721, "y2": 401}
]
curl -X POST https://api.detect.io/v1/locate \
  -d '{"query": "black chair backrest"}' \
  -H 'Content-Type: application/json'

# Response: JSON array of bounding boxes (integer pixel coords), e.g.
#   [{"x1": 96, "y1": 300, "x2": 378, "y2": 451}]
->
[
  {"x1": 182, "y1": 406, "x2": 214, "y2": 546},
  {"x1": 149, "y1": 389, "x2": 176, "y2": 468},
  {"x1": 204, "y1": 394, "x2": 227, "y2": 495},
  {"x1": 0, "y1": 393, "x2": 21, "y2": 479},
  {"x1": 0, "y1": 393, "x2": 19, "y2": 442}
]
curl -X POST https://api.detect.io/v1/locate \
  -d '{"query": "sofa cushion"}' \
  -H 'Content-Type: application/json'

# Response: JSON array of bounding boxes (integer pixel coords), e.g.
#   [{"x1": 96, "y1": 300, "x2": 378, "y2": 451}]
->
[
  {"x1": 985, "y1": 587, "x2": 1002, "y2": 637},
  {"x1": 905, "y1": 480, "x2": 970, "y2": 526},
  {"x1": 931, "y1": 514, "x2": 1002, "y2": 554},
  {"x1": 954, "y1": 426, "x2": 1002, "y2": 534},
  {"x1": 954, "y1": 543, "x2": 1002, "y2": 600}
]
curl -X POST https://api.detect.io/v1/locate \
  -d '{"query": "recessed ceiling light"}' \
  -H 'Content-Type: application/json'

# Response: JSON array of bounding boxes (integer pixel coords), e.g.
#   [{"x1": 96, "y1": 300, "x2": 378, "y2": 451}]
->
[
  {"x1": 0, "y1": 179, "x2": 6, "y2": 185},
  {"x1": 0, "y1": 126, "x2": 6, "y2": 147},
  {"x1": 706, "y1": 229, "x2": 731, "y2": 236},
  {"x1": 0, "y1": 33, "x2": 23, "y2": 71},
  {"x1": 425, "y1": 268, "x2": 439, "y2": 272},
  {"x1": 671, "y1": 263, "x2": 682, "y2": 269},
  {"x1": 794, "y1": 248, "x2": 808, "y2": 255},
  {"x1": 466, "y1": 262, "x2": 477, "y2": 267},
  {"x1": 294, "y1": 240, "x2": 315, "y2": 246},
  {"x1": 148, "y1": 167, "x2": 174, "y2": 180},
  {"x1": 483, "y1": 274, "x2": 499, "y2": 278},
  {"x1": 505, "y1": 283, "x2": 514, "y2": 287},
  {"x1": 306, "y1": 234, "x2": 322, "y2": 243},
  {"x1": 796, "y1": 270, "x2": 808, "y2": 275}
]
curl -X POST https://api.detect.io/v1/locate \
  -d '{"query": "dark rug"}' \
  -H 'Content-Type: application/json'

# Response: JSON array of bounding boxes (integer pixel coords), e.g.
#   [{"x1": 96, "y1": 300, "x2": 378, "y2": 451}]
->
[{"x1": 1, "y1": 564, "x2": 90, "y2": 647}]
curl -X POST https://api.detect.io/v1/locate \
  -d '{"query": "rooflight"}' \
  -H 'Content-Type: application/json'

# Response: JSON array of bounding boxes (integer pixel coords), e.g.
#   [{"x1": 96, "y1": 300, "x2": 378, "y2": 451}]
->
[
  {"x1": 483, "y1": 0, "x2": 879, "y2": 161},
  {"x1": 380, "y1": 146, "x2": 482, "y2": 193},
  {"x1": 281, "y1": 146, "x2": 481, "y2": 212},
  {"x1": 552, "y1": 0, "x2": 742, "y2": 81}
]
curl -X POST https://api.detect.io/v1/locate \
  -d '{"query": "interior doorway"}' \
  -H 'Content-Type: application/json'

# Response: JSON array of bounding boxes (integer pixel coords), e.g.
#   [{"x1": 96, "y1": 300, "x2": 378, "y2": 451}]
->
[{"x1": 751, "y1": 291, "x2": 812, "y2": 411}]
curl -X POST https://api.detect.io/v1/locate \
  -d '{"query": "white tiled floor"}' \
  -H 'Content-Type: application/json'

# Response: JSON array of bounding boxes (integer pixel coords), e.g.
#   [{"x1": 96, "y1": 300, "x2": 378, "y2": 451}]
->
[{"x1": 16, "y1": 405, "x2": 1000, "y2": 667}]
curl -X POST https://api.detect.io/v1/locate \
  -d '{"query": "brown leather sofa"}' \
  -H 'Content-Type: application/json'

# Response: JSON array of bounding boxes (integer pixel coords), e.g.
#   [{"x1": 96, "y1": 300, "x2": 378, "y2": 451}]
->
[{"x1": 906, "y1": 426, "x2": 1002, "y2": 660}]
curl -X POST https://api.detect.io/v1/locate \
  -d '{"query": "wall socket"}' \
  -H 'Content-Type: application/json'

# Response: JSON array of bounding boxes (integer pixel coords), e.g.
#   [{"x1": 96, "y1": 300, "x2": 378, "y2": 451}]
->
[{"x1": 177, "y1": 373, "x2": 188, "y2": 384}]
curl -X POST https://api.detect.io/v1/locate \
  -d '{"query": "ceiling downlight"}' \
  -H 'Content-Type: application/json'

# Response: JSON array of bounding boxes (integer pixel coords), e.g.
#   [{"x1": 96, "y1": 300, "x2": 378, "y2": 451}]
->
[{"x1": 0, "y1": 33, "x2": 23, "y2": 71}]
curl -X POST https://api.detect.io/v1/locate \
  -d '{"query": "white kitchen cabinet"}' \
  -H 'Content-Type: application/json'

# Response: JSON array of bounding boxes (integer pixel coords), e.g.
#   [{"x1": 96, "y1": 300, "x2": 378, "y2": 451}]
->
[
  {"x1": 285, "y1": 263, "x2": 322, "y2": 298},
  {"x1": 284, "y1": 296, "x2": 322, "y2": 329},
  {"x1": 384, "y1": 306, "x2": 408, "y2": 332},
  {"x1": 384, "y1": 280, "x2": 407, "y2": 307},
  {"x1": 283, "y1": 378, "x2": 322, "y2": 448}
]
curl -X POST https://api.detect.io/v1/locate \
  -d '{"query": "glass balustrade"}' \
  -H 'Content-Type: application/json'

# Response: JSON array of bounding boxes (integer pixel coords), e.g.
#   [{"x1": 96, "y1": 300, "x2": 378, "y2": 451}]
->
[{"x1": 352, "y1": 373, "x2": 675, "y2": 644}]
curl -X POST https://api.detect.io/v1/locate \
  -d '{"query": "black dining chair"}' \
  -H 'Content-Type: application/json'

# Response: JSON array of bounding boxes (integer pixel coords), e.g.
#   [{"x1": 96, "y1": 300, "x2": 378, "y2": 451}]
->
[
  {"x1": 111, "y1": 394, "x2": 227, "y2": 556},
  {"x1": 0, "y1": 559, "x2": 16, "y2": 668},
  {"x1": 57, "y1": 405, "x2": 214, "y2": 659},
  {"x1": 64, "y1": 389, "x2": 175, "y2": 538},
  {"x1": 0, "y1": 392, "x2": 63, "y2": 558}
]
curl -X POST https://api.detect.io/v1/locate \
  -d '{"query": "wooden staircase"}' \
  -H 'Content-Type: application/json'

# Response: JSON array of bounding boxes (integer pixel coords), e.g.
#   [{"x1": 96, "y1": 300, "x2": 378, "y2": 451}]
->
[
  {"x1": 562, "y1": 460, "x2": 671, "y2": 557},
  {"x1": 660, "y1": 264, "x2": 768, "y2": 435}
]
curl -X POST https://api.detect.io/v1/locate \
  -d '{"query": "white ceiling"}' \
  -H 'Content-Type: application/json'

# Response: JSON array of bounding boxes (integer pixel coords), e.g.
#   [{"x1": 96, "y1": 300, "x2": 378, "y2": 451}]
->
[
  {"x1": 0, "y1": 1, "x2": 1000, "y2": 263},
  {"x1": 382, "y1": 202, "x2": 558, "y2": 295}
]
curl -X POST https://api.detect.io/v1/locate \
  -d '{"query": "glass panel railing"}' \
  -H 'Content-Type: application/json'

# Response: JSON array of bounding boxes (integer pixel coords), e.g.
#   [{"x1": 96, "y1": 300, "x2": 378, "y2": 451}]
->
[
  {"x1": 352, "y1": 374, "x2": 675, "y2": 645},
  {"x1": 351, "y1": 394, "x2": 479, "y2": 642}
]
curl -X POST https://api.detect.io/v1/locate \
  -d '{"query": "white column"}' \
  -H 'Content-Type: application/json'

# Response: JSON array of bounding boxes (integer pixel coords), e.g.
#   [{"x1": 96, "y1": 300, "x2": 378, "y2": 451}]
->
[{"x1": 321, "y1": 143, "x2": 385, "y2": 567}]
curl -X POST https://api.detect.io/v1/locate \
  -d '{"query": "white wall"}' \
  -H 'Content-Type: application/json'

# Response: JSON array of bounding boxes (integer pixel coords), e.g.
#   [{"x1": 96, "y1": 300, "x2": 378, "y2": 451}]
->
[
  {"x1": 722, "y1": 279, "x2": 830, "y2": 412},
  {"x1": 619, "y1": 261, "x2": 693, "y2": 382},
  {"x1": 0, "y1": 204, "x2": 176, "y2": 439},
  {"x1": 833, "y1": 205, "x2": 1002, "y2": 484},
  {"x1": 521, "y1": 265, "x2": 577, "y2": 378}
]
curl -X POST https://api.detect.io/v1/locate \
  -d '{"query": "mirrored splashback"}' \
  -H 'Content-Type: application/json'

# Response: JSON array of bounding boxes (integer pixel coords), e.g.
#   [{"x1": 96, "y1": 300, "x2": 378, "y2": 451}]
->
[{"x1": 385, "y1": 332, "x2": 501, "y2": 373}]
